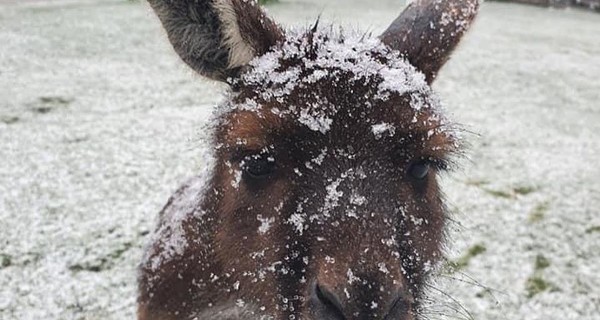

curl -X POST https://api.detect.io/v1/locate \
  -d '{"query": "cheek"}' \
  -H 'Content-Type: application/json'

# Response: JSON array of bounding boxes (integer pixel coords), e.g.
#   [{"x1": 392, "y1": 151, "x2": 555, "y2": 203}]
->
[
  {"x1": 214, "y1": 170, "x2": 293, "y2": 296},
  {"x1": 218, "y1": 162, "x2": 288, "y2": 214},
  {"x1": 402, "y1": 178, "x2": 446, "y2": 263},
  {"x1": 216, "y1": 165, "x2": 292, "y2": 245}
]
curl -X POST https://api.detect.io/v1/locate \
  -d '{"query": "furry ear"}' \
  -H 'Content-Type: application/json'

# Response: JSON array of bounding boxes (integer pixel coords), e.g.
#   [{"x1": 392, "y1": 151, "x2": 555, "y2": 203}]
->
[
  {"x1": 148, "y1": 0, "x2": 284, "y2": 82},
  {"x1": 380, "y1": 0, "x2": 479, "y2": 84}
]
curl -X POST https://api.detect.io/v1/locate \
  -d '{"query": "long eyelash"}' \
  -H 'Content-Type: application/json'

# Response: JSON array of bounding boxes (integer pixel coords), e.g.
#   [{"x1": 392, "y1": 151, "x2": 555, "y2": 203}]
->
[{"x1": 423, "y1": 157, "x2": 450, "y2": 172}]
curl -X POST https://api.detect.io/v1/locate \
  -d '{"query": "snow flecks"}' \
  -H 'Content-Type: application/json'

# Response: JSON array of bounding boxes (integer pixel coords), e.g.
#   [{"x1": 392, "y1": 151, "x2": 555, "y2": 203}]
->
[
  {"x1": 303, "y1": 256, "x2": 310, "y2": 265},
  {"x1": 313, "y1": 148, "x2": 328, "y2": 166},
  {"x1": 325, "y1": 256, "x2": 336, "y2": 264},
  {"x1": 250, "y1": 250, "x2": 266, "y2": 260},
  {"x1": 377, "y1": 67, "x2": 427, "y2": 100},
  {"x1": 144, "y1": 165, "x2": 214, "y2": 273},
  {"x1": 440, "y1": 12, "x2": 453, "y2": 27},
  {"x1": 288, "y1": 202, "x2": 307, "y2": 235},
  {"x1": 288, "y1": 213, "x2": 306, "y2": 235},
  {"x1": 427, "y1": 129, "x2": 435, "y2": 139},
  {"x1": 242, "y1": 51, "x2": 302, "y2": 101},
  {"x1": 257, "y1": 215, "x2": 275, "y2": 235},
  {"x1": 305, "y1": 69, "x2": 328, "y2": 83},
  {"x1": 237, "y1": 98, "x2": 260, "y2": 112},
  {"x1": 378, "y1": 262, "x2": 390, "y2": 274},
  {"x1": 274, "y1": 201, "x2": 285, "y2": 213},
  {"x1": 371, "y1": 123, "x2": 396, "y2": 140},
  {"x1": 237, "y1": 29, "x2": 440, "y2": 129},
  {"x1": 246, "y1": 51, "x2": 280, "y2": 82},
  {"x1": 321, "y1": 178, "x2": 344, "y2": 218},
  {"x1": 381, "y1": 235, "x2": 396, "y2": 248},
  {"x1": 409, "y1": 214, "x2": 426, "y2": 227},
  {"x1": 236, "y1": 299, "x2": 245, "y2": 308},
  {"x1": 347, "y1": 268, "x2": 360, "y2": 284},
  {"x1": 298, "y1": 108, "x2": 333, "y2": 134},
  {"x1": 346, "y1": 209, "x2": 358, "y2": 219},
  {"x1": 231, "y1": 169, "x2": 242, "y2": 189},
  {"x1": 350, "y1": 192, "x2": 366, "y2": 207},
  {"x1": 306, "y1": 148, "x2": 328, "y2": 170}
]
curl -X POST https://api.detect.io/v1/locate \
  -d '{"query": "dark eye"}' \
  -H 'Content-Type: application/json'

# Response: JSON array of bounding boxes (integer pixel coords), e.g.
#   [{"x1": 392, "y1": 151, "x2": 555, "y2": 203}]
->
[
  {"x1": 408, "y1": 161, "x2": 430, "y2": 180},
  {"x1": 242, "y1": 154, "x2": 276, "y2": 179}
]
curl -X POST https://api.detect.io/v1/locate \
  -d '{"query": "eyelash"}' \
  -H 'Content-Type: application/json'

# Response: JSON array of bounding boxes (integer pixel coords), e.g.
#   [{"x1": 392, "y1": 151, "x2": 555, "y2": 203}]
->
[{"x1": 412, "y1": 156, "x2": 450, "y2": 173}]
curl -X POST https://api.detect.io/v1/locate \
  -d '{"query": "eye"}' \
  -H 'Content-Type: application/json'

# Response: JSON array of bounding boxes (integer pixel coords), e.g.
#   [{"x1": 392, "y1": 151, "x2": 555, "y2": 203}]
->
[
  {"x1": 241, "y1": 154, "x2": 276, "y2": 179},
  {"x1": 408, "y1": 161, "x2": 430, "y2": 180}
]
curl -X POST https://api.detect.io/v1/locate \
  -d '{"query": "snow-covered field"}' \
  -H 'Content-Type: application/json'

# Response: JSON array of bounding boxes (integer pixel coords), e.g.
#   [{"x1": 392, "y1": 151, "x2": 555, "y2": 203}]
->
[{"x1": 0, "y1": 0, "x2": 598, "y2": 319}]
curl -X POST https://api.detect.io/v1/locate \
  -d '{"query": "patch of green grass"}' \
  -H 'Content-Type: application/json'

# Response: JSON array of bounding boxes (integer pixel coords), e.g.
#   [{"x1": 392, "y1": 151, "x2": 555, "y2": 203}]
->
[
  {"x1": 448, "y1": 243, "x2": 487, "y2": 271},
  {"x1": 586, "y1": 226, "x2": 600, "y2": 234},
  {"x1": 528, "y1": 202, "x2": 550, "y2": 223},
  {"x1": 30, "y1": 96, "x2": 73, "y2": 114},
  {"x1": 525, "y1": 276, "x2": 552, "y2": 298},
  {"x1": 475, "y1": 288, "x2": 493, "y2": 298},
  {"x1": 483, "y1": 188, "x2": 514, "y2": 199},
  {"x1": 514, "y1": 186, "x2": 537, "y2": 196},
  {"x1": 525, "y1": 254, "x2": 557, "y2": 298},
  {"x1": 0, "y1": 116, "x2": 19, "y2": 124},
  {"x1": 534, "y1": 254, "x2": 550, "y2": 271},
  {"x1": 38, "y1": 96, "x2": 72, "y2": 105},
  {"x1": 480, "y1": 185, "x2": 537, "y2": 199},
  {"x1": 259, "y1": 0, "x2": 279, "y2": 4},
  {"x1": 69, "y1": 242, "x2": 133, "y2": 273},
  {"x1": 22, "y1": 252, "x2": 42, "y2": 266},
  {"x1": 465, "y1": 179, "x2": 489, "y2": 187},
  {"x1": 0, "y1": 254, "x2": 12, "y2": 269}
]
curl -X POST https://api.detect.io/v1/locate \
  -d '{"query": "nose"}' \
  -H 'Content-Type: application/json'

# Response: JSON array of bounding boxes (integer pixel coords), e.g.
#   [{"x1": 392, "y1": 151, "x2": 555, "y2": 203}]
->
[
  {"x1": 309, "y1": 282, "x2": 346, "y2": 320},
  {"x1": 309, "y1": 282, "x2": 414, "y2": 320}
]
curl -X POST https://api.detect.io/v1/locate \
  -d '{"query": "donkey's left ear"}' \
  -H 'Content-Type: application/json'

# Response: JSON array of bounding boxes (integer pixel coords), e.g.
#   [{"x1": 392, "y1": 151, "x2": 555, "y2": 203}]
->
[
  {"x1": 380, "y1": 0, "x2": 479, "y2": 84},
  {"x1": 148, "y1": 0, "x2": 284, "y2": 82}
]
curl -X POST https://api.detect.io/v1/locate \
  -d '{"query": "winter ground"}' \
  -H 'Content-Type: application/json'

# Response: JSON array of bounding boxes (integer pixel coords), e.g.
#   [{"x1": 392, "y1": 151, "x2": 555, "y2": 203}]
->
[{"x1": 0, "y1": 0, "x2": 599, "y2": 319}]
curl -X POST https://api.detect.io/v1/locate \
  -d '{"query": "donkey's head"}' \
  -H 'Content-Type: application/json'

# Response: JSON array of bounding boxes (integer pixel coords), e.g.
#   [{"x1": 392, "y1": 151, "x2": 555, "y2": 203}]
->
[{"x1": 139, "y1": 0, "x2": 479, "y2": 319}]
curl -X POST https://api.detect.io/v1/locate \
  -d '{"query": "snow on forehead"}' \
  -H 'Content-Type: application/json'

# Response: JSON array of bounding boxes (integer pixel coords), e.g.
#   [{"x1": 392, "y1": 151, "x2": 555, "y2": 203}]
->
[{"x1": 240, "y1": 29, "x2": 433, "y2": 105}]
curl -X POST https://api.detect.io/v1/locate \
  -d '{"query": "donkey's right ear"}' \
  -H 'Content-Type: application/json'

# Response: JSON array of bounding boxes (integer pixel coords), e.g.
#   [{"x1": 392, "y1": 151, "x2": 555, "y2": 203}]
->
[{"x1": 148, "y1": 0, "x2": 284, "y2": 82}]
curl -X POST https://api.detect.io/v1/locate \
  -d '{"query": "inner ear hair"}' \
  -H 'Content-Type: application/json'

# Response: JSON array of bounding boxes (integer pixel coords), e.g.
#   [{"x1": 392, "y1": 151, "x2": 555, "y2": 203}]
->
[{"x1": 148, "y1": 0, "x2": 284, "y2": 82}]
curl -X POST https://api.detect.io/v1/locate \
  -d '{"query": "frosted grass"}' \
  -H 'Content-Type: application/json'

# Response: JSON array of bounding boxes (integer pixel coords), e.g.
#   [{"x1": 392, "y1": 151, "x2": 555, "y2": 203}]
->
[{"x1": 0, "y1": 0, "x2": 599, "y2": 319}]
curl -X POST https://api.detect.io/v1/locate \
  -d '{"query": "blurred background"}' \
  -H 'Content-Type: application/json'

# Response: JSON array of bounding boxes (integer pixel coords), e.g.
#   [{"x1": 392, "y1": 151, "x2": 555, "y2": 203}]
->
[{"x1": 0, "y1": 0, "x2": 599, "y2": 319}]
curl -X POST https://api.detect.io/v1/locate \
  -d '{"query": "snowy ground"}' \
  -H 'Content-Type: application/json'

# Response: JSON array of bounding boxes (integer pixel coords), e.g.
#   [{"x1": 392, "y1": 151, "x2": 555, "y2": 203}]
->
[{"x1": 0, "y1": 0, "x2": 599, "y2": 319}]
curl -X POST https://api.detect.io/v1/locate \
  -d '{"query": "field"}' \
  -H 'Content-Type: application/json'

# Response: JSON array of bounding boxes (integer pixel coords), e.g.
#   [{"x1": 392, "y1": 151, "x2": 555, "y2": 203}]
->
[{"x1": 0, "y1": 0, "x2": 599, "y2": 319}]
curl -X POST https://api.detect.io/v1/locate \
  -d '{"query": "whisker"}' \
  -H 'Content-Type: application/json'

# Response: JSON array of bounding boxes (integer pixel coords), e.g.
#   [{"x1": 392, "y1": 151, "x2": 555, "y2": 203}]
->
[{"x1": 422, "y1": 283, "x2": 475, "y2": 320}]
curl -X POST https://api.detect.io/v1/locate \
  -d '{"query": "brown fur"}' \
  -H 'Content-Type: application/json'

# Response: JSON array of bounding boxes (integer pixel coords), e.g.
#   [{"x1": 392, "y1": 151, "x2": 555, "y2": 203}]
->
[{"x1": 139, "y1": 1, "x2": 479, "y2": 319}]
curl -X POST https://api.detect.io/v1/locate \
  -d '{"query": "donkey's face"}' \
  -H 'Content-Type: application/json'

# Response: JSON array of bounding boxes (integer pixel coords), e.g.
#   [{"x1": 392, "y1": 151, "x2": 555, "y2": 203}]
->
[
  {"x1": 140, "y1": 1, "x2": 479, "y2": 319},
  {"x1": 214, "y1": 36, "x2": 457, "y2": 318}
]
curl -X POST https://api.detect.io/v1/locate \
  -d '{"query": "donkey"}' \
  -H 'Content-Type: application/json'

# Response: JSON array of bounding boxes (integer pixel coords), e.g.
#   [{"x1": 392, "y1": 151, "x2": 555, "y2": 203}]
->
[{"x1": 139, "y1": 0, "x2": 479, "y2": 319}]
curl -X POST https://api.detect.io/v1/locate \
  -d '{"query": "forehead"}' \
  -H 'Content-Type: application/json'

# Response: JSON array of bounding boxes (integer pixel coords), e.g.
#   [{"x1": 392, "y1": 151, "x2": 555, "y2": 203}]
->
[{"x1": 221, "y1": 31, "x2": 455, "y2": 154}]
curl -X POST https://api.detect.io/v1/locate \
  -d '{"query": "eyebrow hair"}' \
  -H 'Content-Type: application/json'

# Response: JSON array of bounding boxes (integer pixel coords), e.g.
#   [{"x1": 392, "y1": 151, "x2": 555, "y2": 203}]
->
[
  {"x1": 222, "y1": 110, "x2": 283, "y2": 153},
  {"x1": 388, "y1": 109, "x2": 459, "y2": 159}
]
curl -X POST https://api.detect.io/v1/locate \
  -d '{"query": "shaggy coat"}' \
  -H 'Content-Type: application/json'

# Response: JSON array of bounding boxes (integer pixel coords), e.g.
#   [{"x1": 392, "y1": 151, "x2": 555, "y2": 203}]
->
[{"x1": 139, "y1": 0, "x2": 479, "y2": 319}]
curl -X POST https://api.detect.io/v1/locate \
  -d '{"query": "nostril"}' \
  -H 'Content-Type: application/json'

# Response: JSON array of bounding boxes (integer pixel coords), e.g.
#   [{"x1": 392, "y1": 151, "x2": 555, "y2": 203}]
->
[{"x1": 312, "y1": 283, "x2": 346, "y2": 320}]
